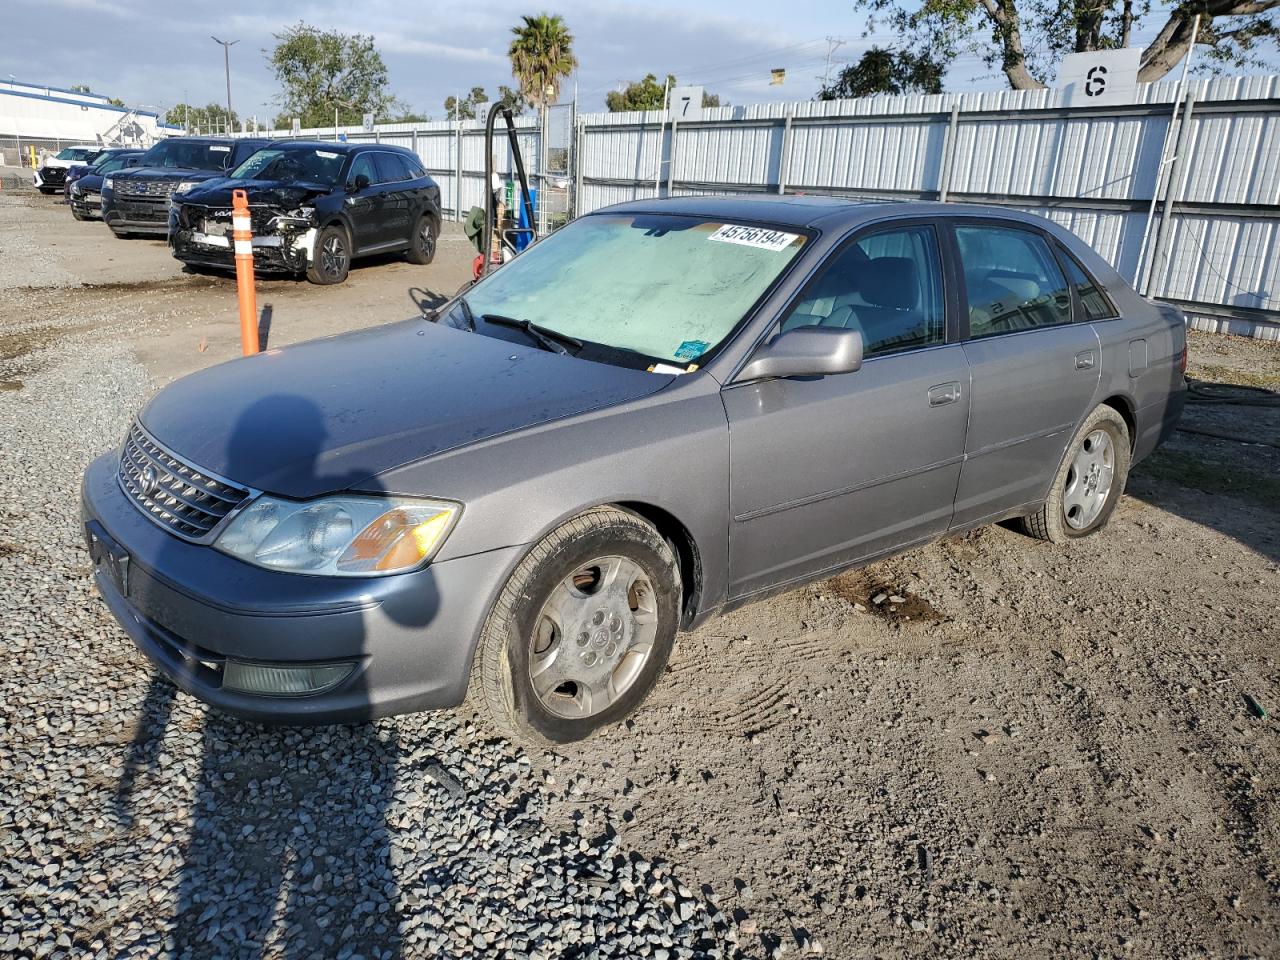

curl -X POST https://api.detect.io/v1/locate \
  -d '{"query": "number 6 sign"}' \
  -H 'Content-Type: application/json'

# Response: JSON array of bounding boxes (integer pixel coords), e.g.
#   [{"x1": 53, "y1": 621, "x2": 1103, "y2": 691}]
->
[{"x1": 1058, "y1": 49, "x2": 1142, "y2": 107}]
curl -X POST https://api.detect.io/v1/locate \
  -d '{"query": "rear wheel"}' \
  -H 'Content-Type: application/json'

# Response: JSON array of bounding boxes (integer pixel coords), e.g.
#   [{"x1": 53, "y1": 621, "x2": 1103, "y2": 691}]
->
[
  {"x1": 1022, "y1": 405, "x2": 1131, "y2": 543},
  {"x1": 469, "y1": 507, "x2": 681, "y2": 745},
  {"x1": 306, "y1": 225, "x2": 350, "y2": 285},
  {"x1": 405, "y1": 213, "x2": 438, "y2": 265}
]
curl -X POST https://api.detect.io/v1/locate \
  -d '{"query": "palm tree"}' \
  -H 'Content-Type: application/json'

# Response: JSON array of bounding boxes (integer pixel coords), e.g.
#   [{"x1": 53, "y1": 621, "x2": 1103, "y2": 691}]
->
[{"x1": 508, "y1": 14, "x2": 577, "y2": 110}]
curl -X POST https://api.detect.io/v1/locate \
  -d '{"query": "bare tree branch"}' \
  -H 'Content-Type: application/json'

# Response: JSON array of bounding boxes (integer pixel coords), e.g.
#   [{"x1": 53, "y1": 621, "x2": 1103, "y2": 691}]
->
[{"x1": 1140, "y1": 0, "x2": 1280, "y2": 80}]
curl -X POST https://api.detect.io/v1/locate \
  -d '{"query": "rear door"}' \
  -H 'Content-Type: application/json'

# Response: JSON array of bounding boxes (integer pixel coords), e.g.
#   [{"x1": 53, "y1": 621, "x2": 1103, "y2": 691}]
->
[
  {"x1": 949, "y1": 219, "x2": 1101, "y2": 527},
  {"x1": 373, "y1": 152, "x2": 415, "y2": 248},
  {"x1": 723, "y1": 220, "x2": 971, "y2": 599}
]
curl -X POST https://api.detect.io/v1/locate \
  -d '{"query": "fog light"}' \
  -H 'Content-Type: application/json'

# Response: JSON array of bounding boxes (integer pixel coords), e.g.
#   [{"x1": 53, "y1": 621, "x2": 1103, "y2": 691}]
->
[{"x1": 222, "y1": 660, "x2": 355, "y2": 697}]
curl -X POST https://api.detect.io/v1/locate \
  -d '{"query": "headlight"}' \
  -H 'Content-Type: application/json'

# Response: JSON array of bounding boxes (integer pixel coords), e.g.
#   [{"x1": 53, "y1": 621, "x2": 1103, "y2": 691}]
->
[
  {"x1": 103, "y1": 177, "x2": 114, "y2": 189},
  {"x1": 174, "y1": 180, "x2": 200, "y2": 194},
  {"x1": 214, "y1": 494, "x2": 460, "y2": 576}
]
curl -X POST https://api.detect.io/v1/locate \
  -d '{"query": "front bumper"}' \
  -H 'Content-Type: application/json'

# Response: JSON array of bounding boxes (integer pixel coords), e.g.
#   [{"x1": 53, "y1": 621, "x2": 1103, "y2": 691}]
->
[
  {"x1": 81, "y1": 452, "x2": 522, "y2": 724},
  {"x1": 102, "y1": 196, "x2": 171, "y2": 235},
  {"x1": 70, "y1": 192, "x2": 102, "y2": 218},
  {"x1": 171, "y1": 227, "x2": 310, "y2": 275}
]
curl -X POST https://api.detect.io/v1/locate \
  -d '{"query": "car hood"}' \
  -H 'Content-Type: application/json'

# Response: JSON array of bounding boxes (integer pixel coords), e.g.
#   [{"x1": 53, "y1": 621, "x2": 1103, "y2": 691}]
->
[
  {"x1": 139, "y1": 319, "x2": 674, "y2": 498},
  {"x1": 183, "y1": 179, "x2": 331, "y2": 208},
  {"x1": 115, "y1": 167, "x2": 224, "y2": 182}
]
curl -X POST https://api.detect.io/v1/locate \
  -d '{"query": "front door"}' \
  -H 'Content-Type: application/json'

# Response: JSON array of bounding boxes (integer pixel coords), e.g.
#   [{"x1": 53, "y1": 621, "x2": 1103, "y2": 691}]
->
[
  {"x1": 949, "y1": 220, "x2": 1102, "y2": 527},
  {"x1": 344, "y1": 153, "x2": 385, "y2": 252},
  {"x1": 723, "y1": 222, "x2": 970, "y2": 600}
]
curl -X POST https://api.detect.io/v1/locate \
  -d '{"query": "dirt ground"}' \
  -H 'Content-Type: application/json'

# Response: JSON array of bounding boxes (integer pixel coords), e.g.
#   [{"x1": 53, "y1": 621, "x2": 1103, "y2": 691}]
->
[{"x1": 2, "y1": 189, "x2": 1277, "y2": 958}]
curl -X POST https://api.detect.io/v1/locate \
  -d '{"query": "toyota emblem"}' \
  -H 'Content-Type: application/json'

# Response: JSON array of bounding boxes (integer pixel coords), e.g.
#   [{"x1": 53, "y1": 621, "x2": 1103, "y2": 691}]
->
[{"x1": 140, "y1": 465, "x2": 159, "y2": 498}]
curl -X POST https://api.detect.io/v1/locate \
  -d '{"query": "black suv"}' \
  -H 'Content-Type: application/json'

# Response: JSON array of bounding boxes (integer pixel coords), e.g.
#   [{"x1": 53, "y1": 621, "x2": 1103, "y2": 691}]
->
[
  {"x1": 102, "y1": 137, "x2": 272, "y2": 238},
  {"x1": 171, "y1": 141, "x2": 442, "y2": 284}
]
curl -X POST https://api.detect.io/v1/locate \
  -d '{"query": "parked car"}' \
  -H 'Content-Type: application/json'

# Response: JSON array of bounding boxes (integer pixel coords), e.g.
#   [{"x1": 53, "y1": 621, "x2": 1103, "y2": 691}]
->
[
  {"x1": 81, "y1": 197, "x2": 1186, "y2": 743},
  {"x1": 67, "y1": 150, "x2": 145, "y2": 218},
  {"x1": 33, "y1": 145, "x2": 100, "y2": 194},
  {"x1": 101, "y1": 137, "x2": 271, "y2": 238},
  {"x1": 170, "y1": 141, "x2": 442, "y2": 284}
]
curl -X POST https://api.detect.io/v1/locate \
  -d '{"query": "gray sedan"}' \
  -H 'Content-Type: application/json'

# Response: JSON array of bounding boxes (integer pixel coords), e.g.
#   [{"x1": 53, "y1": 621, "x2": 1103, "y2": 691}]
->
[{"x1": 81, "y1": 197, "x2": 1186, "y2": 743}]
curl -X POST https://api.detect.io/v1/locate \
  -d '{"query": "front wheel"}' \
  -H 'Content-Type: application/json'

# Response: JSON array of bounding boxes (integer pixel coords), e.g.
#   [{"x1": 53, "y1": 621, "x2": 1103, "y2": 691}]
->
[
  {"x1": 1022, "y1": 404, "x2": 1131, "y2": 543},
  {"x1": 71, "y1": 206, "x2": 87, "y2": 221},
  {"x1": 306, "y1": 225, "x2": 350, "y2": 284},
  {"x1": 405, "y1": 213, "x2": 438, "y2": 265},
  {"x1": 469, "y1": 507, "x2": 681, "y2": 745}
]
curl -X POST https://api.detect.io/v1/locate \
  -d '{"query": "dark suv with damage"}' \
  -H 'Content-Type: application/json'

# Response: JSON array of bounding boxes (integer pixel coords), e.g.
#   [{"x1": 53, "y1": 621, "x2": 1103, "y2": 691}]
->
[
  {"x1": 102, "y1": 137, "x2": 271, "y2": 238},
  {"x1": 170, "y1": 141, "x2": 441, "y2": 284}
]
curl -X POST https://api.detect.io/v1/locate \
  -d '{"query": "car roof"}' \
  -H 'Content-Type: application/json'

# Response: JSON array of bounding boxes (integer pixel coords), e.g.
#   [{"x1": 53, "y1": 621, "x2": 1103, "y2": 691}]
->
[
  {"x1": 592, "y1": 195, "x2": 1055, "y2": 231},
  {"x1": 263, "y1": 140, "x2": 413, "y2": 156}
]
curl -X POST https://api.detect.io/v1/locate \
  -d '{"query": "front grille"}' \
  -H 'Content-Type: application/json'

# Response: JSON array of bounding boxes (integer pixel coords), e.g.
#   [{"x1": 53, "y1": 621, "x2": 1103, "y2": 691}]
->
[
  {"x1": 40, "y1": 167, "x2": 67, "y2": 184},
  {"x1": 116, "y1": 179, "x2": 176, "y2": 198},
  {"x1": 117, "y1": 422, "x2": 252, "y2": 541}
]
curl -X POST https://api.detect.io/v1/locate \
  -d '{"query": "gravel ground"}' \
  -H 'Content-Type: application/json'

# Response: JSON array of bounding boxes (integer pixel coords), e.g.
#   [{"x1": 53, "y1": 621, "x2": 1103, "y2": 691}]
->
[{"x1": 1, "y1": 192, "x2": 1278, "y2": 959}]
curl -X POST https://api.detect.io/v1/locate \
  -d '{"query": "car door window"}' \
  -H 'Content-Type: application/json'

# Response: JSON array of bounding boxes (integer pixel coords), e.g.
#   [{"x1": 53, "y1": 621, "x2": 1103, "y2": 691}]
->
[
  {"x1": 779, "y1": 225, "x2": 945, "y2": 358},
  {"x1": 374, "y1": 152, "x2": 410, "y2": 183},
  {"x1": 349, "y1": 154, "x2": 379, "y2": 188},
  {"x1": 1057, "y1": 247, "x2": 1118, "y2": 321},
  {"x1": 956, "y1": 225, "x2": 1071, "y2": 338}
]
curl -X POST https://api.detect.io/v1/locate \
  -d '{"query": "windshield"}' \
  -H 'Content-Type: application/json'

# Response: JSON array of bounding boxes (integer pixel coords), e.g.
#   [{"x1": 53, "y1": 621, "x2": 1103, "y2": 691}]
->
[
  {"x1": 457, "y1": 214, "x2": 807, "y2": 366},
  {"x1": 139, "y1": 139, "x2": 235, "y2": 170},
  {"x1": 56, "y1": 148, "x2": 96, "y2": 161},
  {"x1": 95, "y1": 155, "x2": 136, "y2": 174},
  {"x1": 230, "y1": 147, "x2": 346, "y2": 186}
]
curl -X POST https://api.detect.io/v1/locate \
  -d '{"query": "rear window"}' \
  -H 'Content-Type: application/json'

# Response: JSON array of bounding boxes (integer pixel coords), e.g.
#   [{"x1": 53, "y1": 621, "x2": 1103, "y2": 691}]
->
[
  {"x1": 374, "y1": 152, "x2": 411, "y2": 182},
  {"x1": 1058, "y1": 248, "x2": 1118, "y2": 322}
]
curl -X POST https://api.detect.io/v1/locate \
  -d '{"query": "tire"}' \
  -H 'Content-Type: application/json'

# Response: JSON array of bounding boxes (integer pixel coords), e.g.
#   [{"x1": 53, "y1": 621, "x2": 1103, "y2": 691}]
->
[
  {"x1": 1022, "y1": 405, "x2": 1131, "y2": 543},
  {"x1": 306, "y1": 224, "x2": 351, "y2": 285},
  {"x1": 405, "y1": 213, "x2": 438, "y2": 265},
  {"x1": 71, "y1": 206, "x2": 87, "y2": 221},
  {"x1": 469, "y1": 506, "x2": 681, "y2": 745}
]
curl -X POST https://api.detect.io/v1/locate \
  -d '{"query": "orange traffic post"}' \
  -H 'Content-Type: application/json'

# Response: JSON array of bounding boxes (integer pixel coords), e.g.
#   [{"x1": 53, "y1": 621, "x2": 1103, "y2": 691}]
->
[{"x1": 231, "y1": 188, "x2": 259, "y2": 355}]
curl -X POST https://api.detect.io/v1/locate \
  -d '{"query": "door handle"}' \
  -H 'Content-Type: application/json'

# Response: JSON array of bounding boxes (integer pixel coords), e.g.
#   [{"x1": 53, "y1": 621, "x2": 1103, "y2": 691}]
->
[
  {"x1": 928, "y1": 382, "x2": 961, "y2": 407},
  {"x1": 1075, "y1": 350, "x2": 1096, "y2": 370}
]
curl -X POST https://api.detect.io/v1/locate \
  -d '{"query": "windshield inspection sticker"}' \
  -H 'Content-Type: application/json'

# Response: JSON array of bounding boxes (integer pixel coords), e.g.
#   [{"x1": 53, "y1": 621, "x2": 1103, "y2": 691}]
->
[
  {"x1": 708, "y1": 224, "x2": 800, "y2": 251},
  {"x1": 674, "y1": 340, "x2": 710, "y2": 362}
]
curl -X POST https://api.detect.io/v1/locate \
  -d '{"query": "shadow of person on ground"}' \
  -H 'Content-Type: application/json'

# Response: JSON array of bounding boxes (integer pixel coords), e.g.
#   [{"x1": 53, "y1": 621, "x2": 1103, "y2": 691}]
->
[{"x1": 111, "y1": 394, "x2": 438, "y2": 958}]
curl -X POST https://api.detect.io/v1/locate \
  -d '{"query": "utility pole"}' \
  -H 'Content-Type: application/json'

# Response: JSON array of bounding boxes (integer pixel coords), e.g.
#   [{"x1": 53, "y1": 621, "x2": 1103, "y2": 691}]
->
[
  {"x1": 821, "y1": 36, "x2": 846, "y2": 90},
  {"x1": 211, "y1": 36, "x2": 238, "y2": 129}
]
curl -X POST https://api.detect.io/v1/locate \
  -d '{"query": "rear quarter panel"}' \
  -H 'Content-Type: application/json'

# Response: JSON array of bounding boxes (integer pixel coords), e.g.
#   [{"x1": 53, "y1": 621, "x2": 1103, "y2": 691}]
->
[{"x1": 1046, "y1": 224, "x2": 1187, "y2": 464}]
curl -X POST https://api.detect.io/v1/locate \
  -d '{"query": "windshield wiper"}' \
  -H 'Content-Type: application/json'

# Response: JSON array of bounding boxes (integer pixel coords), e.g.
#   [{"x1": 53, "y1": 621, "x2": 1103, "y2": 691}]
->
[
  {"x1": 480, "y1": 314, "x2": 581, "y2": 356},
  {"x1": 454, "y1": 296, "x2": 476, "y2": 331}
]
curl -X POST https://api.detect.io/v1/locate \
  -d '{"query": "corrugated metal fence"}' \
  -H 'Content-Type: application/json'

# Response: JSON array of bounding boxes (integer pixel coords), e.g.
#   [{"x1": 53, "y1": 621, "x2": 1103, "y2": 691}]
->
[{"x1": 264, "y1": 75, "x2": 1279, "y2": 339}]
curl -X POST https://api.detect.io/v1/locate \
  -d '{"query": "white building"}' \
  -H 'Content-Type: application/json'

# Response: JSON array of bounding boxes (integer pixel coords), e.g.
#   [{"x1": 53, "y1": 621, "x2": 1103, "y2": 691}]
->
[{"x1": 0, "y1": 78, "x2": 181, "y2": 161}]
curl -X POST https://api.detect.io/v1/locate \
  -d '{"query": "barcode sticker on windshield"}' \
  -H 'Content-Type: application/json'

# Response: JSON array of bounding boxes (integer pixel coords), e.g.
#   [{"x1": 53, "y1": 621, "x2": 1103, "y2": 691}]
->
[
  {"x1": 317, "y1": 151, "x2": 340, "y2": 158},
  {"x1": 708, "y1": 224, "x2": 799, "y2": 251},
  {"x1": 210, "y1": 146, "x2": 231, "y2": 152}
]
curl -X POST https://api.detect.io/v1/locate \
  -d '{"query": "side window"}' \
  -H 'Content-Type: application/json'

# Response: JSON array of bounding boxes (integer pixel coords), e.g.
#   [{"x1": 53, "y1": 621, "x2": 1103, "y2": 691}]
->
[
  {"x1": 778, "y1": 225, "x2": 945, "y2": 358},
  {"x1": 349, "y1": 153, "x2": 379, "y2": 187},
  {"x1": 1058, "y1": 247, "x2": 1117, "y2": 322},
  {"x1": 374, "y1": 152, "x2": 410, "y2": 182},
  {"x1": 956, "y1": 225, "x2": 1071, "y2": 338},
  {"x1": 405, "y1": 157, "x2": 427, "y2": 180}
]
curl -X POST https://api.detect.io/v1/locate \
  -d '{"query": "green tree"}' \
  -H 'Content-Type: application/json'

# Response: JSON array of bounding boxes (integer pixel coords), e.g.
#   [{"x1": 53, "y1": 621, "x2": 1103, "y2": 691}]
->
[
  {"x1": 508, "y1": 13, "x2": 578, "y2": 109},
  {"x1": 853, "y1": 0, "x2": 1280, "y2": 90},
  {"x1": 606, "y1": 73, "x2": 724, "y2": 111},
  {"x1": 444, "y1": 86, "x2": 490, "y2": 120},
  {"x1": 163, "y1": 102, "x2": 240, "y2": 133},
  {"x1": 267, "y1": 22, "x2": 395, "y2": 127},
  {"x1": 818, "y1": 47, "x2": 944, "y2": 99}
]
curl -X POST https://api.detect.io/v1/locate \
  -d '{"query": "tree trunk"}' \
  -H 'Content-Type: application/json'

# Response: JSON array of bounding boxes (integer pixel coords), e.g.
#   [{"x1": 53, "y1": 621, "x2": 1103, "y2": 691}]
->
[
  {"x1": 979, "y1": 0, "x2": 1048, "y2": 89},
  {"x1": 1140, "y1": 0, "x2": 1280, "y2": 81}
]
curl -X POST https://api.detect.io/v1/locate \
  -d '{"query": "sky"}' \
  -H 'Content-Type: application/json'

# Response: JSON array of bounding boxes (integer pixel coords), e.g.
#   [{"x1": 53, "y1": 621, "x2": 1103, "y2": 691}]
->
[{"x1": 4, "y1": 0, "x2": 1267, "y2": 123}]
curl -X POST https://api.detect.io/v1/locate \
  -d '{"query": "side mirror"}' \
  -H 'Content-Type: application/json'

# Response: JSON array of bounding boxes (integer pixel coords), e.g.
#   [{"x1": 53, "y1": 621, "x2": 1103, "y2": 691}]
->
[
  {"x1": 736, "y1": 326, "x2": 864, "y2": 382},
  {"x1": 348, "y1": 174, "x2": 370, "y2": 192}
]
